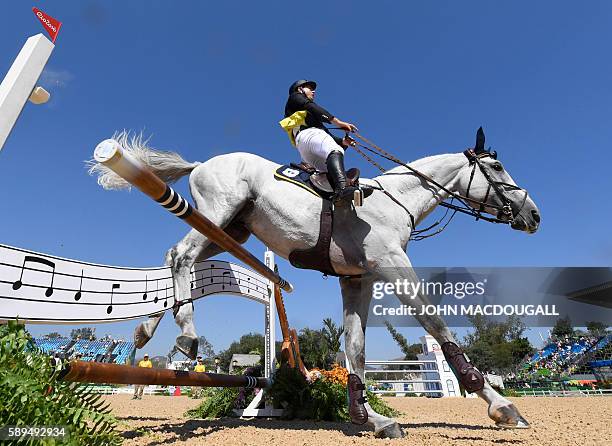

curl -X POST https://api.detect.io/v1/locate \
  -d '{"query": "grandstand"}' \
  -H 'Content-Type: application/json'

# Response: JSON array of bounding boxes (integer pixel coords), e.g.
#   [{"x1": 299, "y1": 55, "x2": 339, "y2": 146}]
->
[
  {"x1": 572, "y1": 334, "x2": 612, "y2": 381},
  {"x1": 514, "y1": 333, "x2": 611, "y2": 382},
  {"x1": 33, "y1": 336, "x2": 136, "y2": 365}
]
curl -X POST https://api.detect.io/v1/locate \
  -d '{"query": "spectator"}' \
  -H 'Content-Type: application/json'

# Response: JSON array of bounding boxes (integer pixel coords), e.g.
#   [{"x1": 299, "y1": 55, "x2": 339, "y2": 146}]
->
[
  {"x1": 133, "y1": 354, "x2": 152, "y2": 400},
  {"x1": 192, "y1": 356, "x2": 206, "y2": 399}
]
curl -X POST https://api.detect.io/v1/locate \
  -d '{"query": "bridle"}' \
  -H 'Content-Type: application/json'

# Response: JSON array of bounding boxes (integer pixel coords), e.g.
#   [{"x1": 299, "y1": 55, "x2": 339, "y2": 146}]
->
[
  {"x1": 462, "y1": 149, "x2": 529, "y2": 223},
  {"x1": 343, "y1": 132, "x2": 530, "y2": 240}
]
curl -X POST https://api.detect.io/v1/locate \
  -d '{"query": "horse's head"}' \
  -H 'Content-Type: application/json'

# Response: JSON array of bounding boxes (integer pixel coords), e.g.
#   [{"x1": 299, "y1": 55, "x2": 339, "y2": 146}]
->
[{"x1": 455, "y1": 127, "x2": 540, "y2": 234}]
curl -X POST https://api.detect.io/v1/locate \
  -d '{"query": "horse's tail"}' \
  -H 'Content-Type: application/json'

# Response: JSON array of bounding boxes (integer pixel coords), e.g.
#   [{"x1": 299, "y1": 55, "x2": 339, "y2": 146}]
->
[{"x1": 87, "y1": 131, "x2": 200, "y2": 190}]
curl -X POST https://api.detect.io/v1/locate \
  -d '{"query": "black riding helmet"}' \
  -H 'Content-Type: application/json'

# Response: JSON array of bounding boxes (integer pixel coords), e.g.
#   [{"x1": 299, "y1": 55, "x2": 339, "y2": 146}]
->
[{"x1": 289, "y1": 79, "x2": 317, "y2": 95}]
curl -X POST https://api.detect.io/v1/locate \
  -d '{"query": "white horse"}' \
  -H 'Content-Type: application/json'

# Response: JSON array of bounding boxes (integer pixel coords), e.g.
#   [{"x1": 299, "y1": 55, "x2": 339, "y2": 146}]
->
[{"x1": 90, "y1": 128, "x2": 540, "y2": 438}]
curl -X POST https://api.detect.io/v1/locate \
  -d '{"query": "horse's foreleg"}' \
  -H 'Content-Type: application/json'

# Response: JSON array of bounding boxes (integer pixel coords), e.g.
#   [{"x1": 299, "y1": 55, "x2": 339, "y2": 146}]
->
[
  {"x1": 341, "y1": 274, "x2": 404, "y2": 439},
  {"x1": 372, "y1": 251, "x2": 529, "y2": 429},
  {"x1": 134, "y1": 312, "x2": 165, "y2": 349}
]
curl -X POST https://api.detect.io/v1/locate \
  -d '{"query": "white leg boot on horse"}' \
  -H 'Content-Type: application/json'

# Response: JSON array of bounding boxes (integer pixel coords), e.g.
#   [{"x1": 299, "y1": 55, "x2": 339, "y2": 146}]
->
[{"x1": 370, "y1": 250, "x2": 530, "y2": 430}]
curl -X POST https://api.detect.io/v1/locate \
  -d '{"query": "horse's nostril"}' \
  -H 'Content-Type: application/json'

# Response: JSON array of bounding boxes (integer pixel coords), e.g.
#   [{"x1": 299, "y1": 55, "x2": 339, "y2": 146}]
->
[{"x1": 531, "y1": 210, "x2": 540, "y2": 223}]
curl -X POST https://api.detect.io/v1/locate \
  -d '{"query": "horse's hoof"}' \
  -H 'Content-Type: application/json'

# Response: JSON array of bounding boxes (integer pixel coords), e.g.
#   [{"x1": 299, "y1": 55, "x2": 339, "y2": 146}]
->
[
  {"x1": 176, "y1": 335, "x2": 198, "y2": 360},
  {"x1": 374, "y1": 422, "x2": 404, "y2": 439},
  {"x1": 134, "y1": 323, "x2": 152, "y2": 349},
  {"x1": 489, "y1": 402, "x2": 530, "y2": 429}
]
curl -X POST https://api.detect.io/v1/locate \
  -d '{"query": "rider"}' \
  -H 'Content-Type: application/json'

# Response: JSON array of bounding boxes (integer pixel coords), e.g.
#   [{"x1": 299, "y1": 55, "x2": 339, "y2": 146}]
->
[{"x1": 284, "y1": 79, "x2": 359, "y2": 203}]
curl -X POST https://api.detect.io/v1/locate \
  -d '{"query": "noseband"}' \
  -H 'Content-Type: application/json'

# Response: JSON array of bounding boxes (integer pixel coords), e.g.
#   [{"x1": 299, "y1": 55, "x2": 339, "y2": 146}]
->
[{"x1": 462, "y1": 149, "x2": 529, "y2": 223}]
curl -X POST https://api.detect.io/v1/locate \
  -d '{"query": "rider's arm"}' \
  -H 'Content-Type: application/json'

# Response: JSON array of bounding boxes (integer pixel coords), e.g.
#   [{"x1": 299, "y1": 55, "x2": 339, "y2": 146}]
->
[{"x1": 289, "y1": 93, "x2": 335, "y2": 123}]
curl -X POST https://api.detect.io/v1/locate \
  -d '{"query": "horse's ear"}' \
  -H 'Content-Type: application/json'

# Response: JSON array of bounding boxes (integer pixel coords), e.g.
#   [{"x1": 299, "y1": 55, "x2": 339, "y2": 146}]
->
[{"x1": 475, "y1": 127, "x2": 485, "y2": 153}]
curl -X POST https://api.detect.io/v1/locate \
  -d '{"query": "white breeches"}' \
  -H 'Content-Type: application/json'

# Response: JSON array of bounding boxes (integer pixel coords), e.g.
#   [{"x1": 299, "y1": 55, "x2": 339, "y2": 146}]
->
[{"x1": 295, "y1": 128, "x2": 344, "y2": 172}]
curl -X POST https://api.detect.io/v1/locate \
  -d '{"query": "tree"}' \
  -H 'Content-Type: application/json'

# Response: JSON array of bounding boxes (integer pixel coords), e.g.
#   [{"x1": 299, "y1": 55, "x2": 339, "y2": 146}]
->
[
  {"x1": 586, "y1": 321, "x2": 608, "y2": 337},
  {"x1": 297, "y1": 327, "x2": 330, "y2": 369},
  {"x1": 551, "y1": 316, "x2": 574, "y2": 339},
  {"x1": 216, "y1": 333, "x2": 265, "y2": 371},
  {"x1": 384, "y1": 321, "x2": 422, "y2": 360},
  {"x1": 45, "y1": 332, "x2": 63, "y2": 339},
  {"x1": 322, "y1": 318, "x2": 343, "y2": 354},
  {"x1": 462, "y1": 315, "x2": 533, "y2": 374},
  {"x1": 70, "y1": 327, "x2": 96, "y2": 340},
  {"x1": 150, "y1": 356, "x2": 167, "y2": 368},
  {"x1": 197, "y1": 336, "x2": 215, "y2": 360}
]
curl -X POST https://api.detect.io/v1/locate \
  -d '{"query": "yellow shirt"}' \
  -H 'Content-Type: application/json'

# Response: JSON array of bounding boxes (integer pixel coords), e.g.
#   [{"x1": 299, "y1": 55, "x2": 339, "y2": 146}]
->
[
  {"x1": 138, "y1": 360, "x2": 152, "y2": 368},
  {"x1": 194, "y1": 364, "x2": 206, "y2": 372}
]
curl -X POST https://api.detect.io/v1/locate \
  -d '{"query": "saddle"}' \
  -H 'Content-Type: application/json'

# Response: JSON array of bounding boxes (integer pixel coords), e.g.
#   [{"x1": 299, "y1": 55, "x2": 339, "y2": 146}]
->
[
  {"x1": 274, "y1": 162, "x2": 373, "y2": 277},
  {"x1": 274, "y1": 162, "x2": 362, "y2": 201}
]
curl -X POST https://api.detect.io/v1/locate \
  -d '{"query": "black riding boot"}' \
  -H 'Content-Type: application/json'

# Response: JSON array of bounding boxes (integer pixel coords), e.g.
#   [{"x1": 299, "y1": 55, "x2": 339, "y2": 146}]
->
[{"x1": 326, "y1": 151, "x2": 358, "y2": 203}]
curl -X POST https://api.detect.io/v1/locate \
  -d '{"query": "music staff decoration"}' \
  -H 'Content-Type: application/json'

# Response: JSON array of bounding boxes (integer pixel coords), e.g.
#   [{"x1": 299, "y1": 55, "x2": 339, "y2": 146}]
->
[{"x1": 0, "y1": 243, "x2": 271, "y2": 324}]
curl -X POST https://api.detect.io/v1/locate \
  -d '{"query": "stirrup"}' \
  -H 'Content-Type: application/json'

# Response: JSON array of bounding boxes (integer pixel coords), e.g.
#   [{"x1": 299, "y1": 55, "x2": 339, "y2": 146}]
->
[{"x1": 333, "y1": 186, "x2": 359, "y2": 204}]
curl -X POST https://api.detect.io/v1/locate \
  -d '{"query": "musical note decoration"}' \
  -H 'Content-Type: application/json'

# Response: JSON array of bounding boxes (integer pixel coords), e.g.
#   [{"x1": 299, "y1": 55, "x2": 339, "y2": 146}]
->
[
  {"x1": 12, "y1": 255, "x2": 56, "y2": 297},
  {"x1": 222, "y1": 271, "x2": 231, "y2": 290},
  {"x1": 74, "y1": 269, "x2": 84, "y2": 301},
  {"x1": 106, "y1": 283, "x2": 121, "y2": 314}
]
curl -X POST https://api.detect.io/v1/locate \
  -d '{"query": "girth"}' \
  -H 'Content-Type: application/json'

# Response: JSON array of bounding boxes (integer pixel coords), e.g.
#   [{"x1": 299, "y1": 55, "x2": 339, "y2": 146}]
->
[{"x1": 288, "y1": 200, "x2": 338, "y2": 276}]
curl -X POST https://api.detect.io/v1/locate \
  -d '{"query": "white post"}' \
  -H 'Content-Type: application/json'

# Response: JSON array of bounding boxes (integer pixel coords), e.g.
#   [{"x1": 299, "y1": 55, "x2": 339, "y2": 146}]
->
[
  {"x1": 235, "y1": 249, "x2": 283, "y2": 418},
  {"x1": 264, "y1": 249, "x2": 277, "y2": 379},
  {"x1": 0, "y1": 34, "x2": 54, "y2": 152}
]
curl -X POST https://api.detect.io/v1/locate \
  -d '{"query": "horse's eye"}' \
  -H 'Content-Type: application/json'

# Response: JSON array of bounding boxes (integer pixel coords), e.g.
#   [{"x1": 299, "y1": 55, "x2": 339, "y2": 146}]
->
[{"x1": 492, "y1": 163, "x2": 503, "y2": 172}]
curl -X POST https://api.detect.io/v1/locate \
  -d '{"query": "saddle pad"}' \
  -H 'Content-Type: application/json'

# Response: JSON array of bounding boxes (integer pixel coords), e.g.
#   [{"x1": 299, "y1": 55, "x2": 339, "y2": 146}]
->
[{"x1": 273, "y1": 165, "x2": 334, "y2": 200}]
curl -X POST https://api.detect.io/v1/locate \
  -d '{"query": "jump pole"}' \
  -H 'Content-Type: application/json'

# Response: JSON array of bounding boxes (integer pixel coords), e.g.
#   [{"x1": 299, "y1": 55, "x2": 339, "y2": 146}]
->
[
  {"x1": 60, "y1": 360, "x2": 269, "y2": 388},
  {"x1": 93, "y1": 139, "x2": 293, "y2": 293}
]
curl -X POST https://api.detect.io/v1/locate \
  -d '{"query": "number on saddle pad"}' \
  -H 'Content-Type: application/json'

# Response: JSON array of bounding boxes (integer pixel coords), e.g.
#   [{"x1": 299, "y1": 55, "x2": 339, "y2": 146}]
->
[{"x1": 282, "y1": 168, "x2": 300, "y2": 178}]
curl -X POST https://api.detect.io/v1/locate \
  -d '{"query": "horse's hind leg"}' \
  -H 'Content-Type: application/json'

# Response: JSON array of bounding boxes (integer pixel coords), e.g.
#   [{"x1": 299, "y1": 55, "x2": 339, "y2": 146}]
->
[
  {"x1": 341, "y1": 274, "x2": 404, "y2": 439},
  {"x1": 166, "y1": 228, "x2": 211, "y2": 359},
  {"x1": 133, "y1": 216, "x2": 251, "y2": 351}
]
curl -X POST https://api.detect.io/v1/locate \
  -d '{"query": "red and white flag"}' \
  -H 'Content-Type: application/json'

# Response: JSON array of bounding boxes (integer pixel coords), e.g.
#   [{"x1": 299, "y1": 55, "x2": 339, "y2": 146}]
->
[{"x1": 32, "y1": 7, "x2": 62, "y2": 43}]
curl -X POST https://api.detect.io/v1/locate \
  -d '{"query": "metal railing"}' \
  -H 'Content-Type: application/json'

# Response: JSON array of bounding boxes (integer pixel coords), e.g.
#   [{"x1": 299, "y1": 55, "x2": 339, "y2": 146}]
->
[
  {"x1": 365, "y1": 360, "x2": 444, "y2": 397},
  {"x1": 514, "y1": 388, "x2": 612, "y2": 397}
]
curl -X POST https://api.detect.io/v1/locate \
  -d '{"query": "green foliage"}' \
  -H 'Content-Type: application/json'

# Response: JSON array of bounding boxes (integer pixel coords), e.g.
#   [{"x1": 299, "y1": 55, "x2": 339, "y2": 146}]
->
[
  {"x1": 322, "y1": 318, "x2": 344, "y2": 354},
  {"x1": 197, "y1": 335, "x2": 215, "y2": 360},
  {"x1": 44, "y1": 332, "x2": 64, "y2": 339},
  {"x1": 586, "y1": 321, "x2": 608, "y2": 337},
  {"x1": 551, "y1": 316, "x2": 575, "y2": 339},
  {"x1": 0, "y1": 321, "x2": 121, "y2": 445},
  {"x1": 384, "y1": 321, "x2": 422, "y2": 360},
  {"x1": 297, "y1": 328, "x2": 330, "y2": 369},
  {"x1": 216, "y1": 333, "x2": 265, "y2": 371},
  {"x1": 462, "y1": 315, "x2": 534, "y2": 374},
  {"x1": 69, "y1": 327, "x2": 96, "y2": 340},
  {"x1": 150, "y1": 356, "x2": 167, "y2": 369},
  {"x1": 185, "y1": 387, "x2": 241, "y2": 419},
  {"x1": 500, "y1": 388, "x2": 521, "y2": 397},
  {"x1": 269, "y1": 366, "x2": 399, "y2": 422},
  {"x1": 364, "y1": 391, "x2": 400, "y2": 418}
]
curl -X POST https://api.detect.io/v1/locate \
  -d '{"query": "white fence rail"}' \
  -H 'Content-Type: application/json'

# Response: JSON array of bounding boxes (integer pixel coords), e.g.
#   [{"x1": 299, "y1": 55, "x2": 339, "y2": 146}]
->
[
  {"x1": 81, "y1": 385, "x2": 170, "y2": 395},
  {"x1": 365, "y1": 359, "x2": 446, "y2": 397},
  {"x1": 514, "y1": 388, "x2": 612, "y2": 397}
]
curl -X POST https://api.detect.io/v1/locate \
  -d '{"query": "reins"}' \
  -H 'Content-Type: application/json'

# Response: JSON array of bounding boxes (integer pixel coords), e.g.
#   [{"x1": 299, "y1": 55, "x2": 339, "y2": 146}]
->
[{"x1": 333, "y1": 131, "x2": 527, "y2": 240}]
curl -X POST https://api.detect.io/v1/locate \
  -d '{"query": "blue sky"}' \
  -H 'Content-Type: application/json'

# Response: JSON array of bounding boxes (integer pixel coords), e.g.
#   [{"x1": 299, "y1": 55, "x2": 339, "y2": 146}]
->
[{"x1": 1, "y1": 2, "x2": 610, "y2": 359}]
